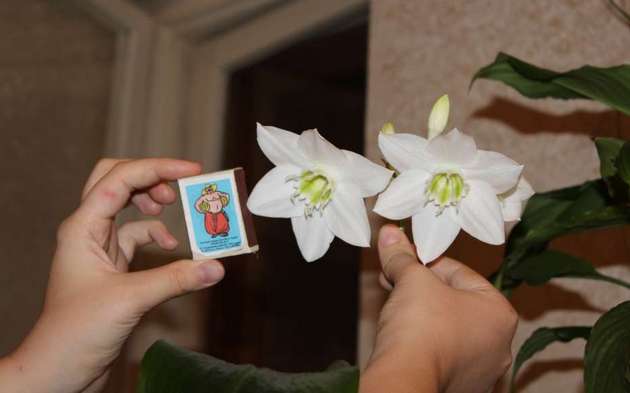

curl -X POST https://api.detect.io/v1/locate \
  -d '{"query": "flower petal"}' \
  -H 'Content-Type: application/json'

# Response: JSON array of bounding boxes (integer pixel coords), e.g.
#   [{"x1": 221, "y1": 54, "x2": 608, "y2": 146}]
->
[
  {"x1": 501, "y1": 177, "x2": 535, "y2": 221},
  {"x1": 291, "y1": 214, "x2": 334, "y2": 262},
  {"x1": 454, "y1": 180, "x2": 505, "y2": 245},
  {"x1": 247, "y1": 165, "x2": 303, "y2": 218},
  {"x1": 504, "y1": 177, "x2": 535, "y2": 202},
  {"x1": 373, "y1": 169, "x2": 430, "y2": 220},
  {"x1": 325, "y1": 185, "x2": 370, "y2": 247},
  {"x1": 378, "y1": 132, "x2": 431, "y2": 172},
  {"x1": 426, "y1": 128, "x2": 477, "y2": 166},
  {"x1": 257, "y1": 123, "x2": 306, "y2": 167},
  {"x1": 341, "y1": 150, "x2": 394, "y2": 197},
  {"x1": 462, "y1": 150, "x2": 523, "y2": 194},
  {"x1": 412, "y1": 204, "x2": 461, "y2": 264},
  {"x1": 298, "y1": 129, "x2": 346, "y2": 168},
  {"x1": 502, "y1": 202, "x2": 524, "y2": 222}
]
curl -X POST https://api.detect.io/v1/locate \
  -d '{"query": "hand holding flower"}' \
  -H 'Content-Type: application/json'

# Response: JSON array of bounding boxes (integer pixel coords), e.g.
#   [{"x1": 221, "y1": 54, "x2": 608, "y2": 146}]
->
[{"x1": 361, "y1": 225, "x2": 517, "y2": 393}]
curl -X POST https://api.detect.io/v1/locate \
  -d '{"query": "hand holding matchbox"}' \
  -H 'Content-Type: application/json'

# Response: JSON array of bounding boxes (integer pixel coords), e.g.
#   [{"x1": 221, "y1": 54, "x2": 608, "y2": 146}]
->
[{"x1": 178, "y1": 168, "x2": 258, "y2": 260}]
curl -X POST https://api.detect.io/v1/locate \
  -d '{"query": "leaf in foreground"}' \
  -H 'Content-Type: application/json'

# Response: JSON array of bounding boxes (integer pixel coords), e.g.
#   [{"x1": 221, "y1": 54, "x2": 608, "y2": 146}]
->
[
  {"x1": 137, "y1": 340, "x2": 359, "y2": 393},
  {"x1": 584, "y1": 301, "x2": 630, "y2": 393}
]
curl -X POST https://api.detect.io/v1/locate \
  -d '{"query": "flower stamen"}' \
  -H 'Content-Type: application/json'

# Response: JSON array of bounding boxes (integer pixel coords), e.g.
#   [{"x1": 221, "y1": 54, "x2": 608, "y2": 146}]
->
[
  {"x1": 287, "y1": 169, "x2": 335, "y2": 218},
  {"x1": 425, "y1": 172, "x2": 468, "y2": 213}
]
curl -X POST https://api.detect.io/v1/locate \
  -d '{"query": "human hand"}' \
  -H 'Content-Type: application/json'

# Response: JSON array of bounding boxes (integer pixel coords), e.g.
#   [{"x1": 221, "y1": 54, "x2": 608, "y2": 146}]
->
[
  {"x1": 1, "y1": 158, "x2": 225, "y2": 393},
  {"x1": 360, "y1": 225, "x2": 517, "y2": 393}
]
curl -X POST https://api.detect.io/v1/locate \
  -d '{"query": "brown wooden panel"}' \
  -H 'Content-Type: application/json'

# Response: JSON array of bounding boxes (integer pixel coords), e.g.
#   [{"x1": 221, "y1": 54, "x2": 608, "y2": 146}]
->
[{"x1": 207, "y1": 23, "x2": 368, "y2": 371}]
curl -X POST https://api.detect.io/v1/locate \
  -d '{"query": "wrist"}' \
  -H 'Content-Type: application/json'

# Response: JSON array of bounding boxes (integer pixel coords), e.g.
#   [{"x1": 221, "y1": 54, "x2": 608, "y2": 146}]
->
[{"x1": 360, "y1": 349, "x2": 440, "y2": 393}]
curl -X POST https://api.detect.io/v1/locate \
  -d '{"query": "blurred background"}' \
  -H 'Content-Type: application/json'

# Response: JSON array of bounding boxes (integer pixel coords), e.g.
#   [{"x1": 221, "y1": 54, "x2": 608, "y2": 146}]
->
[{"x1": 1, "y1": 1, "x2": 629, "y2": 392}]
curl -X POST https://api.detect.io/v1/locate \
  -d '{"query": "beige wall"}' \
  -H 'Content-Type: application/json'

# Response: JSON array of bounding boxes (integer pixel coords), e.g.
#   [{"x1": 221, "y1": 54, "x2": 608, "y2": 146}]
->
[
  {"x1": 363, "y1": 1, "x2": 630, "y2": 392},
  {"x1": 0, "y1": 0, "x2": 113, "y2": 355}
]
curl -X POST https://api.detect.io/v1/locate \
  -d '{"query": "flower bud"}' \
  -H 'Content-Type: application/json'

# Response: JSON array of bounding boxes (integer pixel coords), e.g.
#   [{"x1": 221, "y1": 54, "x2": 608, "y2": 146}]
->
[
  {"x1": 380, "y1": 122, "x2": 396, "y2": 135},
  {"x1": 428, "y1": 94, "x2": 450, "y2": 139}
]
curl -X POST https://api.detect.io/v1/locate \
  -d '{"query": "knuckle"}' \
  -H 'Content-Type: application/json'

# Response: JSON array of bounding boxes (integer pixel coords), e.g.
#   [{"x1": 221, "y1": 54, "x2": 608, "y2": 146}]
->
[
  {"x1": 150, "y1": 220, "x2": 167, "y2": 231},
  {"x1": 493, "y1": 295, "x2": 519, "y2": 331},
  {"x1": 384, "y1": 252, "x2": 416, "y2": 276},
  {"x1": 501, "y1": 353, "x2": 513, "y2": 375},
  {"x1": 110, "y1": 160, "x2": 127, "y2": 174},
  {"x1": 169, "y1": 264, "x2": 190, "y2": 295},
  {"x1": 56, "y1": 215, "x2": 78, "y2": 242},
  {"x1": 96, "y1": 158, "x2": 117, "y2": 170},
  {"x1": 502, "y1": 302, "x2": 519, "y2": 331}
]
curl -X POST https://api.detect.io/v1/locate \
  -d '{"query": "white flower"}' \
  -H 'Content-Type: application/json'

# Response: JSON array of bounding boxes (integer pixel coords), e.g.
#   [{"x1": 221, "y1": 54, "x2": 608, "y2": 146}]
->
[
  {"x1": 247, "y1": 123, "x2": 393, "y2": 262},
  {"x1": 500, "y1": 177, "x2": 535, "y2": 222},
  {"x1": 374, "y1": 127, "x2": 524, "y2": 264}
]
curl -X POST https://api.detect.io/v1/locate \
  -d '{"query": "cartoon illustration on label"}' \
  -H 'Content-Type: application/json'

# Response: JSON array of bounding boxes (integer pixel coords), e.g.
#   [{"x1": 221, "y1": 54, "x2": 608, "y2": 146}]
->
[{"x1": 195, "y1": 184, "x2": 230, "y2": 238}]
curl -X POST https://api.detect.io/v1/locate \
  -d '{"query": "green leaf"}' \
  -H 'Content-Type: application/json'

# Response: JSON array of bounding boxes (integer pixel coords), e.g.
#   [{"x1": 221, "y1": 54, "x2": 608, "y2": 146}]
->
[
  {"x1": 511, "y1": 326, "x2": 591, "y2": 393},
  {"x1": 595, "y1": 138, "x2": 625, "y2": 178},
  {"x1": 595, "y1": 137, "x2": 630, "y2": 200},
  {"x1": 471, "y1": 52, "x2": 630, "y2": 115},
  {"x1": 505, "y1": 180, "x2": 616, "y2": 258},
  {"x1": 510, "y1": 250, "x2": 630, "y2": 289},
  {"x1": 585, "y1": 301, "x2": 630, "y2": 393},
  {"x1": 497, "y1": 180, "x2": 630, "y2": 291},
  {"x1": 615, "y1": 142, "x2": 630, "y2": 186},
  {"x1": 137, "y1": 340, "x2": 359, "y2": 393}
]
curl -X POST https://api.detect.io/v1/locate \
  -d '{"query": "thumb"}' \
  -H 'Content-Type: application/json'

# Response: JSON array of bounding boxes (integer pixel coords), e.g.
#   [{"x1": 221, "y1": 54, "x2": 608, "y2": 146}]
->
[
  {"x1": 127, "y1": 259, "x2": 224, "y2": 312},
  {"x1": 378, "y1": 224, "x2": 431, "y2": 285}
]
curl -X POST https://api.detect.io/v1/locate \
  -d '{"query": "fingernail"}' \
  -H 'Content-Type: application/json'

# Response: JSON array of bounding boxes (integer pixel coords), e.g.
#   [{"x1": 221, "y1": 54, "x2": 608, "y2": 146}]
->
[
  {"x1": 198, "y1": 262, "x2": 224, "y2": 284},
  {"x1": 380, "y1": 226, "x2": 401, "y2": 247}
]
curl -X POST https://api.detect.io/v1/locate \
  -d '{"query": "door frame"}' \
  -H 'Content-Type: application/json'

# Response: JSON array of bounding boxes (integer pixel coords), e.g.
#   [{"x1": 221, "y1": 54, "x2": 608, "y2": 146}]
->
[{"x1": 72, "y1": 0, "x2": 371, "y2": 365}]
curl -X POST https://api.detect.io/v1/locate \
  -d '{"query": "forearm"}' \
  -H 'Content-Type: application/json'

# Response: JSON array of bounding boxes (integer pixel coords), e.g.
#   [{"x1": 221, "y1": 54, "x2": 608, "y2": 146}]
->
[
  {"x1": 0, "y1": 313, "x2": 103, "y2": 393},
  {"x1": 0, "y1": 331, "x2": 70, "y2": 393},
  {"x1": 0, "y1": 353, "x2": 32, "y2": 393}
]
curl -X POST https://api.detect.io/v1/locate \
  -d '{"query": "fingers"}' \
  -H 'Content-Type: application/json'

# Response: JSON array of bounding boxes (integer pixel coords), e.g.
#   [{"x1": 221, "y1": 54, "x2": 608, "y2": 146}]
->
[
  {"x1": 429, "y1": 257, "x2": 494, "y2": 292},
  {"x1": 131, "y1": 193, "x2": 164, "y2": 216},
  {"x1": 378, "y1": 272, "x2": 394, "y2": 291},
  {"x1": 377, "y1": 224, "x2": 433, "y2": 286},
  {"x1": 82, "y1": 160, "x2": 179, "y2": 216},
  {"x1": 117, "y1": 220, "x2": 178, "y2": 261},
  {"x1": 81, "y1": 158, "x2": 128, "y2": 200},
  {"x1": 127, "y1": 259, "x2": 225, "y2": 312},
  {"x1": 78, "y1": 159, "x2": 201, "y2": 221}
]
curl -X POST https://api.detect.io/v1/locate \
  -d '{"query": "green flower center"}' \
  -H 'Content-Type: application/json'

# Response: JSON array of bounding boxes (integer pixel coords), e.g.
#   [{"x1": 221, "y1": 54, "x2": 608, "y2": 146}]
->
[
  {"x1": 288, "y1": 169, "x2": 335, "y2": 217},
  {"x1": 425, "y1": 172, "x2": 468, "y2": 210}
]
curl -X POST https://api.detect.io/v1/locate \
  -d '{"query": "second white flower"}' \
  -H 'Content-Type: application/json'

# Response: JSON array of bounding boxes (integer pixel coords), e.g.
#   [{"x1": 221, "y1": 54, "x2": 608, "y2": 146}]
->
[{"x1": 374, "y1": 128, "x2": 525, "y2": 264}]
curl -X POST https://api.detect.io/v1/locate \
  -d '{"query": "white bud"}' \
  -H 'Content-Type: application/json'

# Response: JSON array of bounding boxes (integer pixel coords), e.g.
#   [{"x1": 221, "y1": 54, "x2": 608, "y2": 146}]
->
[
  {"x1": 427, "y1": 94, "x2": 450, "y2": 139},
  {"x1": 380, "y1": 122, "x2": 395, "y2": 135}
]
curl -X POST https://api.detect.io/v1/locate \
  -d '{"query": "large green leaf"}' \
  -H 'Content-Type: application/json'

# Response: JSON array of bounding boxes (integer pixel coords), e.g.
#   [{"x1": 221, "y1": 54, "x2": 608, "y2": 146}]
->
[
  {"x1": 511, "y1": 326, "x2": 591, "y2": 393},
  {"x1": 137, "y1": 341, "x2": 359, "y2": 393},
  {"x1": 585, "y1": 301, "x2": 630, "y2": 393},
  {"x1": 497, "y1": 180, "x2": 630, "y2": 291},
  {"x1": 471, "y1": 52, "x2": 630, "y2": 115},
  {"x1": 510, "y1": 250, "x2": 630, "y2": 290}
]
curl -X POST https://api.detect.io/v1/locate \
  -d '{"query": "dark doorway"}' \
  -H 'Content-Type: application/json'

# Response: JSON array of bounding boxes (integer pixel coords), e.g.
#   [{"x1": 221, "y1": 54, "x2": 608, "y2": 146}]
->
[{"x1": 206, "y1": 20, "x2": 368, "y2": 371}]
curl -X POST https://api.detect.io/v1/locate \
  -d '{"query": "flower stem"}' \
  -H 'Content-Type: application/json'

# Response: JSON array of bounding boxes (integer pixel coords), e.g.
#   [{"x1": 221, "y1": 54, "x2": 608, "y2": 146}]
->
[
  {"x1": 493, "y1": 270, "x2": 504, "y2": 291},
  {"x1": 597, "y1": 274, "x2": 630, "y2": 290}
]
